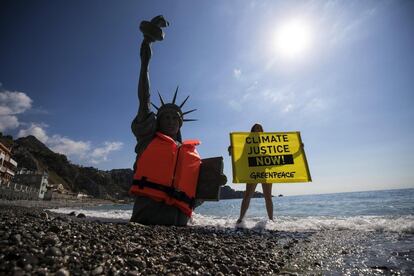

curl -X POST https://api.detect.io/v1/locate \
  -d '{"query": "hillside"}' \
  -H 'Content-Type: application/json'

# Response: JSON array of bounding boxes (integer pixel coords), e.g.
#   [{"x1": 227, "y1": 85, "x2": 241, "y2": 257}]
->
[
  {"x1": 220, "y1": 185, "x2": 266, "y2": 199},
  {"x1": 1, "y1": 134, "x2": 132, "y2": 200},
  {"x1": 1, "y1": 133, "x2": 264, "y2": 200}
]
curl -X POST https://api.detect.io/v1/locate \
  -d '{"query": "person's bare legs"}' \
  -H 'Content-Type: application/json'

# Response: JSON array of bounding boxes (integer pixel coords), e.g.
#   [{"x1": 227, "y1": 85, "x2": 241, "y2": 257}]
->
[
  {"x1": 237, "y1": 183, "x2": 257, "y2": 223},
  {"x1": 261, "y1": 183, "x2": 274, "y2": 221}
]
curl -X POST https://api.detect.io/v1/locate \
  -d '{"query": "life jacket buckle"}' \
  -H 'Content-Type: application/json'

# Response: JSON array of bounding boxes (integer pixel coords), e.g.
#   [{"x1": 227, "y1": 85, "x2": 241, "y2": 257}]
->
[{"x1": 138, "y1": 177, "x2": 148, "y2": 189}]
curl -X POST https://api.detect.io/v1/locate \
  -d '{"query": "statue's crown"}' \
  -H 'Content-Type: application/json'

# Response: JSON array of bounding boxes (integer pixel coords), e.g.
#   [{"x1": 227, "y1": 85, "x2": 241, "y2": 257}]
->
[{"x1": 152, "y1": 86, "x2": 197, "y2": 124}]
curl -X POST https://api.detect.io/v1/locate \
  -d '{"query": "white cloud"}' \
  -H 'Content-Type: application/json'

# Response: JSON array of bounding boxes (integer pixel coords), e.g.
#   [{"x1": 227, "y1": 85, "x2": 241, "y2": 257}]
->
[
  {"x1": 226, "y1": 79, "x2": 333, "y2": 120},
  {"x1": 233, "y1": 68, "x2": 242, "y2": 79},
  {"x1": 228, "y1": 82, "x2": 297, "y2": 112},
  {"x1": 246, "y1": 81, "x2": 259, "y2": 92},
  {"x1": 228, "y1": 99, "x2": 243, "y2": 112},
  {"x1": 1, "y1": 87, "x2": 121, "y2": 166},
  {"x1": 0, "y1": 115, "x2": 19, "y2": 132},
  {"x1": 261, "y1": 86, "x2": 296, "y2": 104},
  {"x1": 90, "y1": 142, "x2": 123, "y2": 164},
  {"x1": 227, "y1": 80, "x2": 259, "y2": 111},
  {"x1": 17, "y1": 123, "x2": 122, "y2": 165},
  {"x1": 48, "y1": 135, "x2": 91, "y2": 158},
  {"x1": 17, "y1": 123, "x2": 49, "y2": 143},
  {"x1": 0, "y1": 90, "x2": 33, "y2": 131},
  {"x1": 283, "y1": 104, "x2": 294, "y2": 113},
  {"x1": 0, "y1": 91, "x2": 32, "y2": 115}
]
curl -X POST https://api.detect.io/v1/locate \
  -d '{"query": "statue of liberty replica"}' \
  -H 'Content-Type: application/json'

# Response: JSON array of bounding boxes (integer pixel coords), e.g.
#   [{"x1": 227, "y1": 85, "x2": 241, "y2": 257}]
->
[{"x1": 129, "y1": 16, "x2": 226, "y2": 226}]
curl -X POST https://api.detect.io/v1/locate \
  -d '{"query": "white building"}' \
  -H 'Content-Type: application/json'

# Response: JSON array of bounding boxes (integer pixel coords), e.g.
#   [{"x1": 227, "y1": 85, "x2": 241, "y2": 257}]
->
[
  {"x1": 0, "y1": 141, "x2": 18, "y2": 185},
  {"x1": 13, "y1": 170, "x2": 49, "y2": 199}
]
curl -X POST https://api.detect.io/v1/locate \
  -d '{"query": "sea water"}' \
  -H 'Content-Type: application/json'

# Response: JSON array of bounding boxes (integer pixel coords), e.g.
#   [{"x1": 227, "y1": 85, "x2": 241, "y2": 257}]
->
[
  {"x1": 50, "y1": 188, "x2": 414, "y2": 273},
  {"x1": 50, "y1": 188, "x2": 414, "y2": 233}
]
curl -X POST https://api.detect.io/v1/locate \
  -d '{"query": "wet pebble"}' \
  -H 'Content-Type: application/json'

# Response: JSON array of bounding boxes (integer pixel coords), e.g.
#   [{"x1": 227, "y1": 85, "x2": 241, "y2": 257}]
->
[
  {"x1": 18, "y1": 254, "x2": 39, "y2": 266},
  {"x1": 45, "y1": 246, "x2": 62, "y2": 257},
  {"x1": 0, "y1": 204, "x2": 313, "y2": 275},
  {"x1": 11, "y1": 234, "x2": 22, "y2": 244},
  {"x1": 43, "y1": 234, "x2": 60, "y2": 246},
  {"x1": 49, "y1": 225, "x2": 61, "y2": 233},
  {"x1": 40, "y1": 212, "x2": 49, "y2": 220},
  {"x1": 127, "y1": 257, "x2": 146, "y2": 269},
  {"x1": 91, "y1": 266, "x2": 103, "y2": 275},
  {"x1": 55, "y1": 268, "x2": 70, "y2": 276}
]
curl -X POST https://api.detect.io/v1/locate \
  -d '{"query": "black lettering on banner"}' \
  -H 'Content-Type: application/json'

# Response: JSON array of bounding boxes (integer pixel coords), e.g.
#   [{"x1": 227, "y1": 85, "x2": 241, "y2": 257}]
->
[
  {"x1": 248, "y1": 154, "x2": 294, "y2": 167},
  {"x1": 250, "y1": 171, "x2": 296, "y2": 179},
  {"x1": 244, "y1": 134, "x2": 289, "y2": 145},
  {"x1": 247, "y1": 145, "x2": 290, "y2": 155}
]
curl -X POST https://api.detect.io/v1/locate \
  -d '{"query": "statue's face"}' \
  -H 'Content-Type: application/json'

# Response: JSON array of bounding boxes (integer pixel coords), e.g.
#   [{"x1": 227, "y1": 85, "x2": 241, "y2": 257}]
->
[{"x1": 158, "y1": 110, "x2": 181, "y2": 139}]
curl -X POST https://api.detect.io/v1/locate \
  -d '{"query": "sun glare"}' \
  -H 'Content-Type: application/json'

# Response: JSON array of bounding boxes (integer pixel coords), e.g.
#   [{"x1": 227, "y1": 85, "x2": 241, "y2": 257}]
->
[{"x1": 274, "y1": 19, "x2": 312, "y2": 59}]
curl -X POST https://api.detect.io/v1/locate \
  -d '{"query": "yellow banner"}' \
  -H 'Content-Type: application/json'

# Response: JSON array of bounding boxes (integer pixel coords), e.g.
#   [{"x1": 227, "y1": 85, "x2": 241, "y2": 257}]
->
[{"x1": 230, "y1": 132, "x2": 311, "y2": 183}]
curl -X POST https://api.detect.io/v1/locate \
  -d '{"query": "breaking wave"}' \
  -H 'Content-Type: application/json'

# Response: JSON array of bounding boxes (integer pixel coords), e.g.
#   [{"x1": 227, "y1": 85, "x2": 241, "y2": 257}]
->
[{"x1": 49, "y1": 206, "x2": 414, "y2": 233}]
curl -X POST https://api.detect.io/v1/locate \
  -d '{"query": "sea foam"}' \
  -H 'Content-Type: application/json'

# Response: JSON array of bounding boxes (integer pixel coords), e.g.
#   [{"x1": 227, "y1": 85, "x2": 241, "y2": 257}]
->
[
  {"x1": 48, "y1": 207, "x2": 132, "y2": 221},
  {"x1": 49, "y1": 207, "x2": 414, "y2": 233},
  {"x1": 189, "y1": 214, "x2": 414, "y2": 233}
]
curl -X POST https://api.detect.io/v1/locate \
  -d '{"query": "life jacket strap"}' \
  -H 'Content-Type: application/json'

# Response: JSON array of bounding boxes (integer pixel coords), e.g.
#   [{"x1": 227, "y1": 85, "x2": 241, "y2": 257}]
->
[{"x1": 132, "y1": 178, "x2": 195, "y2": 209}]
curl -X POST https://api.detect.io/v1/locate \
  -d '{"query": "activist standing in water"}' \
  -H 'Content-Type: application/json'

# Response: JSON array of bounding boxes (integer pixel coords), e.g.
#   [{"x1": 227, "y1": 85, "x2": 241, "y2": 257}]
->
[
  {"x1": 229, "y1": 123, "x2": 274, "y2": 224},
  {"x1": 129, "y1": 16, "x2": 200, "y2": 226}
]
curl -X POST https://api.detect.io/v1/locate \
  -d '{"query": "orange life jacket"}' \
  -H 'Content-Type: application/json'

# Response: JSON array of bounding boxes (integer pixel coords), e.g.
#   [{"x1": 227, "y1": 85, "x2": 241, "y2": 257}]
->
[{"x1": 129, "y1": 132, "x2": 201, "y2": 217}]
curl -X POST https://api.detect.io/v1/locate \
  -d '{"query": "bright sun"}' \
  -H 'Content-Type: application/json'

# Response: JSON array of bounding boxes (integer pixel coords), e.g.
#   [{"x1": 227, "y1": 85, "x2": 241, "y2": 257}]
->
[{"x1": 274, "y1": 19, "x2": 312, "y2": 59}]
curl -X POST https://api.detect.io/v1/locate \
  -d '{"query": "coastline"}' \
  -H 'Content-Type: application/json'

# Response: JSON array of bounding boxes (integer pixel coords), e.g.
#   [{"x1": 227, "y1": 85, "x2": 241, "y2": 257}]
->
[
  {"x1": 0, "y1": 200, "x2": 411, "y2": 275},
  {"x1": 0, "y1": 198, "x2": 119, "y2": 209}
]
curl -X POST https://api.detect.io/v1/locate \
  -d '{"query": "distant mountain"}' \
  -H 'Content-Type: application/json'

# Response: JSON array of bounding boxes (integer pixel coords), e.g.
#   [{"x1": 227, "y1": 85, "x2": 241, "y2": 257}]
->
[
  {"x1": 1, "y1": 134, "x2": 132, "y2": 200},
  {"x1": 219, "y1": 185, "x2": 266, "y2": 199},
  {"x1": 1, "y1": 133, "x2": 264, "y2": 200}
]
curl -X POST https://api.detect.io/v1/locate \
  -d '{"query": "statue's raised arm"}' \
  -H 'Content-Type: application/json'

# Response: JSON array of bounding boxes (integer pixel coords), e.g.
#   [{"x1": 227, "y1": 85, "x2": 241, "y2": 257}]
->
[
  {"x1": 131, "y1": 15, "x2": 170, "y2": 164},
  {"x1": 130, "y1": 16, "x2": 226, "y2": 227},
  {"x1": 136, "y1": 15, "x2": 169, "y2": 122}
]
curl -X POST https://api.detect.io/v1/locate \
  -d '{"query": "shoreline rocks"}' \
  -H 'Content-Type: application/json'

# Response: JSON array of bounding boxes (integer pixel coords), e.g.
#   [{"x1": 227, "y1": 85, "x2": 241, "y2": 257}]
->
[
  {"x1": 1, "y1": 201, "x2": 410, "y2": 275},
  {"x1": 0, "y1": 204, "x2": 308, "y2": 275}
]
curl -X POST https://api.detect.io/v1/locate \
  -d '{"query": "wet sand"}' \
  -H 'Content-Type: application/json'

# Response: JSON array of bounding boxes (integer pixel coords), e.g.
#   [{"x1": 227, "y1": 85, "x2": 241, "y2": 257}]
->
[{"x1": 0, "y1": 200, "x2": 411, "y2": 275}]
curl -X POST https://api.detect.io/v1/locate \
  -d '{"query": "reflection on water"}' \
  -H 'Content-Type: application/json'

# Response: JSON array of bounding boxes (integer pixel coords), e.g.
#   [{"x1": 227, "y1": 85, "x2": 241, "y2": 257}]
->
[{"x1": 49, "y1": 189, "x2": 414, "y2": 275}]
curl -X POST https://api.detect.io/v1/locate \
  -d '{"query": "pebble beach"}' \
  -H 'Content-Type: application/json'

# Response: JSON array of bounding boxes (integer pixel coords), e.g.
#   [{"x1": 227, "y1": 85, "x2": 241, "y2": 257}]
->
[{"x1": 0, "y1": 200, "x2": 411, "y2": 275}]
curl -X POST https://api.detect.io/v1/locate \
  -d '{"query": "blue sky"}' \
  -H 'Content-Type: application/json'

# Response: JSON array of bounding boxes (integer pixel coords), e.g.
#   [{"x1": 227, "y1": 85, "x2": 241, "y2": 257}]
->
[{"x1": 1, "y1": 0, "x2": 413, "y2": 195}]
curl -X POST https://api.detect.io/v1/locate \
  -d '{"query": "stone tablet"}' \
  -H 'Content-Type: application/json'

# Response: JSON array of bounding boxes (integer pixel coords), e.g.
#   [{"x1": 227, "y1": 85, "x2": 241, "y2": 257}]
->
[{"x1": 196, "y1": 157, "x2": 227, "y2": 201}]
